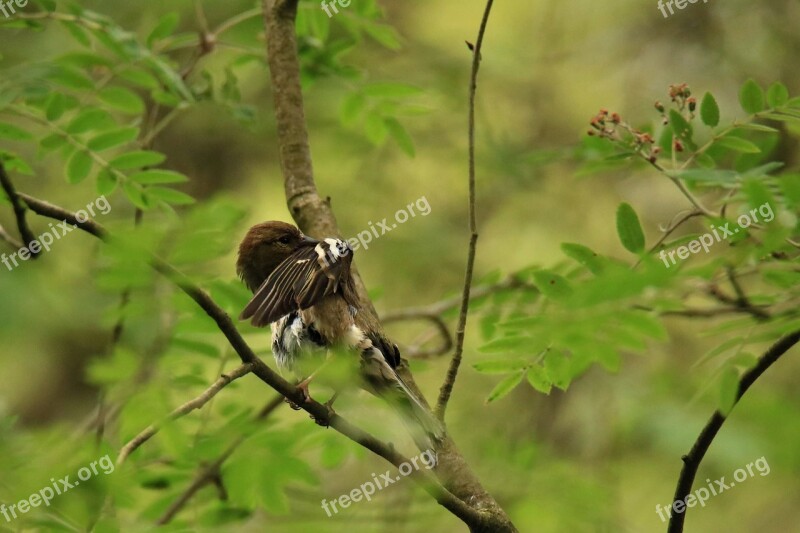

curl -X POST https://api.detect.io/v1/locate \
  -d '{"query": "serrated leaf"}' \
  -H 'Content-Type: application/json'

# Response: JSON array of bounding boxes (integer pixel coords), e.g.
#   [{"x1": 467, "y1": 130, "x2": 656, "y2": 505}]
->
[
  {"x1": 766, "y1": 82, "x2": 789, "y2": 108},
  {"x1": 526, "y1": 366, "x2": 552, "y2": 394},
  {"x1": 66, "y1": 150, "x2": 93, "y2": 183},
  {"x1": 129, "y1": 169, "x2": 188, "y2": 185},
  {"x1": 616, "y1": 202, "x2": 645, "y2": 253},
  {"x1": 109, "y1": 150, "x2": 166, "y2": 169},
  {"x1": 87, "y1": 127, "x2": 139, "y2": 151},
  {"x1": 739, "y1": 79, "x2": 765, "y2": 114},
  {"x1": 700, "y1": 92, "x2": 720, "y2": 127},
  {"x1": 715, "y1": 136, "x2": 761, "y2": 154},
  {"x1": 486, "y1": 371, "x2": 525, "y2": 403},
  {"x1": 99, "y1": 87, "x2": 145, "y2": 114},
  {"x1": 147, "y1": 186, "x2": 195, "y2": 205}
]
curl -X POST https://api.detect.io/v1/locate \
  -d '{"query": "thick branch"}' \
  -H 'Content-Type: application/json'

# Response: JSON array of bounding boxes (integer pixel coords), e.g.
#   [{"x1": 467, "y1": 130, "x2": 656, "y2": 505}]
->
[
  {"x1": 668, "y1": 329, "x2": 800, "y2": 533},
  {"x1": 435, "y1": 0, "x2": 495, "y2": 420},
  {"x1": 0, "y1": 163, "x2": 39, "y2": 257},
  {"x1": 117, "y1": 363, "x2": 254, "y2": 465}
]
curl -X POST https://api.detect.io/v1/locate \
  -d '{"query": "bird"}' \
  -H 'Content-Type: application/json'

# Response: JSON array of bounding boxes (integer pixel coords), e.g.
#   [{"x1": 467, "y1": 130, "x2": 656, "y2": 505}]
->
[{"x1": 236, "y1": 221, "x2": 443, "y2": 448}]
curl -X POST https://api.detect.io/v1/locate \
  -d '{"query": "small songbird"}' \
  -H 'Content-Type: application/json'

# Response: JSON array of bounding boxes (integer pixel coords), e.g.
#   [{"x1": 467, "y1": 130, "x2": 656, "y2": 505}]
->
[{"x1": 236, "y1": 221, "x2": 443, "y2": 447}]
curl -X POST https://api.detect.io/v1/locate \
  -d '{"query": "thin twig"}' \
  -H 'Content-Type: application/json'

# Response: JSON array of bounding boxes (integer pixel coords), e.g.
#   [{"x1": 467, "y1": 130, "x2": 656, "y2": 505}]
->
[
  {"x1": 0, "y1": 162, "x2": 38, "y2": 257},
  {"x1": 117, "y1": 363, "x2": 254, "y2": 465},
  {"x1": 667, "y1": 329, "x2": 800, "y2": 533},
  {"x1": 383, "y1": 311, "x2": 454, "y2": 358},
  {"x1": 0, "y1": 223, "x2": 23, "y2": 250},
  {"x1": 157, "y1": 394, "x2": 284, "y2": 525},
  {"x1": 435, "y1": 0, "x2": 495, "y2": 421}
]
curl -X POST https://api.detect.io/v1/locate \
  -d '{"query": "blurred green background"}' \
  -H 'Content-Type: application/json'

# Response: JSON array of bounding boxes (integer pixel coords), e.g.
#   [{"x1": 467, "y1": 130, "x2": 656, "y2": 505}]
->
[{"x1": 1, "y1": 0, "x2": 799, "y2": 531}]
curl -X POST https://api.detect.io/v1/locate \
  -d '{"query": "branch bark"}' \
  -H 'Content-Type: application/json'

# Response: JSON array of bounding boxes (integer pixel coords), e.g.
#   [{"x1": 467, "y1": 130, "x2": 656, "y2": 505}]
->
[
  {"x1": 18, "y1": 192, "x2": 490, "y2": 531},
  {"x1": 0, "y1": 162, "x2": 39, "y2": 257},
  {"x1": 667, "y1": 329, "x2": 800, "y2": 532},
  {"x1": 261, "y1": 1, "x2": 517, "y2": 530}
]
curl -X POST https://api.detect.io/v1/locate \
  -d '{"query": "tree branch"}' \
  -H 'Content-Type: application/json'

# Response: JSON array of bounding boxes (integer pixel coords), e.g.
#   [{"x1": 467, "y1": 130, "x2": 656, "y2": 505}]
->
[
  {"x1": 435, "y1": 0, "x2": 495, "y2": 420},
  {"x1": 668, "y1": 329, "x2": 800, "y2": 533},
  {"x1": 157, "y1": 394, "x2": 284, "y2": 525},
  {"x1": 0, "y1": 162, "x2": 39, "y2": 257},
  {"x1": 17, "y1": 192, "x2": 491, "y2": 530},
  {"x1": 117, "y1": 362, "x2": 254, "y2": 465}
]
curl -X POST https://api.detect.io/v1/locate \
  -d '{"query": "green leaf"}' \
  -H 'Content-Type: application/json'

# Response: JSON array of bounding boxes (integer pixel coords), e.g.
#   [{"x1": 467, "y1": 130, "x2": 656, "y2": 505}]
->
[
  {"x1": 715, "y1": 136, "x2": 761, "y2": 154},
  {"x1": 486, "y1": 371, "x2": 526, "y2": 403},
  {"x1": 669, "y1": 109, "x2": 692, "y2": 139},
  {"x1": 65, "y1": 109, "x2": 113, "y2": 134},
  {"x1": 109, "y1": 150, "x2": 166, "y2": 170},
  {"x1": 362, "y1": 83, "x2": 422, "y2": 99},
  {"x1": 96, "y1": 168, "x2": 118, "y2": 196},
  {"x1": 531, "y1": 270, "x2": 573, "y2": 300},
  {"x1": 147, "y1": 12, "x2": 180, "y2": 47},
  {"x1": 766, "y1": 82, "x2": 789, "y2": 108},
  {"x1": 99, "y1": 87, "x2": 145, "y2": 114},
  {"x1": 561, "y1": 243, "x2": 605, "y2": 274},
  {"x1": 147, "y1": 186, "x2": 195, "y2": 205},
  {"x1": 129, "y1": 169, "x2": 189, "y2": 185},
  {"x1": 363, "y1": 23, "x2": 402, "y2": 50},
  {"x1": 340, "y1": 92, "x2": 365, "y2": 126},
  {"x1": 118, "y1": 68, "x2": 160, "y2": 90},
  {"x1": 526, "y1": 366, "x2": 552, "y2": 394},
  {"x1": 122, "y1": 181, "x2": 150, "y2": 209},
  {"x1": 66, "y1": 150, "x2": 93, "y2": 184},
  {"x1": 61, "y1": 20, "x2": 92, "y2": 47},
  {"x1": 718, "y1": 366, "x2": 740, "y2": 416},
  {"x1": 739, "y1": 79, "x2": 765, "y2": 114},
  {"x1": 473, "y1": 360, "x2": 528, "y2": 374},
  {"x1": 87, "y1": 127, "x2": 139, "y2": 151},
  {"x1": 384, "y1": 118, "x2": 415, "y2": 157},
  {"x1": 0, "y1": 122, "x2": 33, "y2": 141},
  {"x1": 700, "y1": 92, "x2": 720, "y2": 127},
  {"x1": 616, "y1": 202, "x2": 646, "y2": 253}
]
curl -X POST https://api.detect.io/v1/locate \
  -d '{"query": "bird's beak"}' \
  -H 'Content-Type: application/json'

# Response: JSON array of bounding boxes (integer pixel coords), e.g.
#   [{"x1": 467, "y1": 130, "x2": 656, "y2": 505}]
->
[{"x1": 302, "y1": 234, "x2": 319, "y2": 245}]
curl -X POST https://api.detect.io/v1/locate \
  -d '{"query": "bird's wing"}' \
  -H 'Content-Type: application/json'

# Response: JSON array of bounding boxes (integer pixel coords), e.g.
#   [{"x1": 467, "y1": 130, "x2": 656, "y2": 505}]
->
[{"x1": 240, "y1": 238, "x2": 354, "y2": 327}]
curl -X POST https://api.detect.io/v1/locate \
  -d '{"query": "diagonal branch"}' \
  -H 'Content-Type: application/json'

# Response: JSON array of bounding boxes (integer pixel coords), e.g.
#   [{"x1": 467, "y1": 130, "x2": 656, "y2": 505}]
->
[
  {"x1": 17, "y1": 192, "x2": 487, "y2": 530},
  {"x1": 0, "y1": 162, "x2": 39, "y2": 257},
  {"x1": 117, "y1": 362, "x2": 254, "y2": 465},
  {"x1": 435, "y1": 0, "x2": 495, "y2": 420},
  {"x1": 668, "y1": 329, "x2": 800, "y2": 533}
]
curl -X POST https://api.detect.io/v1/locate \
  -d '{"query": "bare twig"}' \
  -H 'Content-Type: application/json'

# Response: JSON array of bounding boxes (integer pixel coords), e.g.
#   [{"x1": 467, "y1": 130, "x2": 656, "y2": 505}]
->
[
  {"x1": 157, "y1": 394, "x2": 284, "y2": 525},
  {"x1": 383, "y1": 311, "x2": 454, "y2": 359},
  {"x1": 668, "y1": 329, "x2": 800, "y2": 533},
  {"x1": 0, "y1": 162, "x2": 39, "y2": 257},
  {"x1": 117, "y1": 363, "x2": 254, "y2": 465},
  {"x1": 0, "y1": 223, "x2": 23, "y2": 250},
  {"x1": 435, "y1": 0, "x2": 495, "y2": 421}
]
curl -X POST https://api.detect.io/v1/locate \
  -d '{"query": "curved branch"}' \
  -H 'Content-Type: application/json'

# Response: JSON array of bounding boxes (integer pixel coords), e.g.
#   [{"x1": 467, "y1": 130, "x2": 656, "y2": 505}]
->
[
  {"x1": 383, "y1": 311, "x2": 454, "y2": 359},
  {"x1": 117, "y1": 362, "x2": 254, "y2": 465},
  {"x1": 435, "y1": 0, "x2": 495, "y2": 420},
  {"x1": 668, "y1": 329, "x2": 800, "y2": 532}
]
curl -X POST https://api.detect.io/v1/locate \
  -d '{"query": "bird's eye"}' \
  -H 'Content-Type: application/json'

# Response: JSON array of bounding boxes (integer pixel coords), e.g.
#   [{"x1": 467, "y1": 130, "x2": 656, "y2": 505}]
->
[{"x1": 278, "y1": 235, "x2": 292, "y2": 245}]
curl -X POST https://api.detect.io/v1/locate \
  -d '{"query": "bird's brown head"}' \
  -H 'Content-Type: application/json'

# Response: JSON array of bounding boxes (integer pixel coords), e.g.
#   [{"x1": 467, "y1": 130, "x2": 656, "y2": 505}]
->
[{"x1": 237, "y1": 221, "x2": 317, "y2": 292}]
